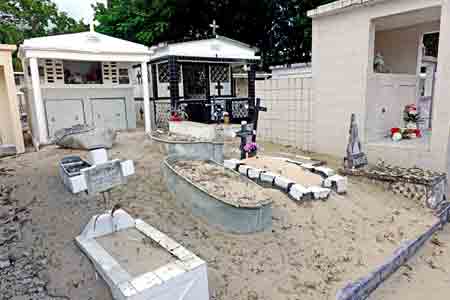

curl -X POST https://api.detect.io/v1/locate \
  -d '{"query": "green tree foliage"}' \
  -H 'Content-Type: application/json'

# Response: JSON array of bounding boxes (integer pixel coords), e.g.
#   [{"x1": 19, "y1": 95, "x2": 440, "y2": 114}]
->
[
  {"x1": 94, "y1": 0, "x2": 334, "y2": 68},
  {"x1": 0, "y1": 0, "x2": 86, "y2": 68},
  {"x1": 94, "y1": 0, "x2": 175, "y2": 45}
]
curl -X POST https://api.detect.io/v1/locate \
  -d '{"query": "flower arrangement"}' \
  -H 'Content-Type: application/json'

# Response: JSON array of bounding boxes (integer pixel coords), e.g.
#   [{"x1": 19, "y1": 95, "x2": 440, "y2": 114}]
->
[
  {"x1": 243, "y1": 142, "x2": 258, "y2": 154},
  {"x1": 390, "y1": 127, "x2": 422, "y2": 141},
  {"x1": 403, "y1": 104, "x2": 422, "y2": 127},
  {"x1": 169, "y1": 112, "x2": 183, "y2": 122},
  {"x1": 390, "y1": 104, "x2": 423, "y2": 141}
]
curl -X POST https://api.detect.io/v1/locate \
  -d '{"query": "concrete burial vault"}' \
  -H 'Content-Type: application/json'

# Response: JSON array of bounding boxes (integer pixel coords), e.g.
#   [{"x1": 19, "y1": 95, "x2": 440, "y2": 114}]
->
[
  {"x1": 162, "y1": 156, "x2": 272, "y2": 233},
  {"x1": 76, "y1": 209, "x2": 209, "y2": 300},
  {"x1": 59, "y1": 148, "x2": 135, "y2": 194}
]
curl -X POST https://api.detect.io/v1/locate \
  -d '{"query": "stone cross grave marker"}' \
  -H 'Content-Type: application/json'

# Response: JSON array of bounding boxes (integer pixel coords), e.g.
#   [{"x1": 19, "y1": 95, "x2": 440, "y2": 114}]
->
[
  {"x1": 251, "y1": 98, "x2": 267, "y2": 142},
  {"x1": 344, "y1": 113, "x2": 368, "y2": 169},
  {"x1": 236, "y1": 121, "x2": 254, "y2": 159},
  {"x1": 82, "y1": 160, "x2": 126, "y2": 195}
]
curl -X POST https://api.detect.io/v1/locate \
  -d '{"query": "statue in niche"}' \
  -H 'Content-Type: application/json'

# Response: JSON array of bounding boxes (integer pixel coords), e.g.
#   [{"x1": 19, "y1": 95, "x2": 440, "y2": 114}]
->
[{"x1": 374, "y1": 52, "x2": 390, "y2": 73}]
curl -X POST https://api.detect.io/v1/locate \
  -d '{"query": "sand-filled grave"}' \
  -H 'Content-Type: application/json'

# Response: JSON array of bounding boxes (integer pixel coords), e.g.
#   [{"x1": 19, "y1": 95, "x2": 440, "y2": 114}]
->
[
  {"x1": 170, "y1": 160, "x2": 271, "y2": 208},
  {"x1": 242, "y1": 156, "x2": 324, "y2": 187}
]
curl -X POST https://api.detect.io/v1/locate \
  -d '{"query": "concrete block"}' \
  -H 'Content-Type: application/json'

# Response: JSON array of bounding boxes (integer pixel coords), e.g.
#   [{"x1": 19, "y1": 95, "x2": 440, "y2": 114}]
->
[
  {"x1": 223, "y1": 159, "x2": 241, "y2": 171},
  {"x1": 260, "y1": 172, "x2": 278, "y2": 184},
  {"x1": 274, "y1": 176, "x2": 296, "y2": 191},
  {"x1": 324, "y1": 175, "x2": 348, "y2": 194},
  {"x1": 88, "y1": 148, "x2": 109, "y2": 165},
  {"x1": 289, "y1": 184, "x2": 309, "y2": 201},
  {"x1": 238, "y1": 165, "x2": 252, "y2": 176},
  {"x1": 69, "y1": 174, "x2": 88, "y2": 194},
  {"x1": 121, "y1": 160, "x2": 135, "y2": 177},
  {"x1": 314, "y1": 166, "x2": 335, "y2": 177},
  {"x1": 309, "y1": 186, "x2": 331, "y2": 200},
  {"x1": 247, "y1": 168, "x2": 264, "y2": 180}
]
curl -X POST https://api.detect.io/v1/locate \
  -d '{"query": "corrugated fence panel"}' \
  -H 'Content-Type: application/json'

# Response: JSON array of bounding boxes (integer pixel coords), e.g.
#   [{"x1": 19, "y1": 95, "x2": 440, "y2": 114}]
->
[{"x1": 256, "y1": 76, "x2": 313, "y2": 152}]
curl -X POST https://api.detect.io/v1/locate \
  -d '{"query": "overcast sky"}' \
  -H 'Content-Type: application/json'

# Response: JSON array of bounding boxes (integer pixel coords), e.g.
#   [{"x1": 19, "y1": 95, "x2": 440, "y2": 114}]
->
[{"x1": 53, "y1": 0, "x2": 106, "y2": 22}]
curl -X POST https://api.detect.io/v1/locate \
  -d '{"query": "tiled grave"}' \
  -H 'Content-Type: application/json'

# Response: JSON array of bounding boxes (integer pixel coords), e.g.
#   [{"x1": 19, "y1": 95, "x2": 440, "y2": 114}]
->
[{"x1": 76, "y1": 209, "x2": 209, "y2": 300}]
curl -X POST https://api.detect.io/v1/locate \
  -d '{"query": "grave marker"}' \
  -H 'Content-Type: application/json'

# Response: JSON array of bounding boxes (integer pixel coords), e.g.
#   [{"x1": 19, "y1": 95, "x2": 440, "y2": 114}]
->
[
  {"x1": 82, "y1": 160, "x2": 126, "y2": 195},
  {"x1": 344, "y1": 113, "x2": 368, "y2": 169},
  {"x1": 235, "y1": 121, "x2": 254, "y2": 159},
  {"x1": 250, "y1": 98, "x2": 267, "y2": 142}
]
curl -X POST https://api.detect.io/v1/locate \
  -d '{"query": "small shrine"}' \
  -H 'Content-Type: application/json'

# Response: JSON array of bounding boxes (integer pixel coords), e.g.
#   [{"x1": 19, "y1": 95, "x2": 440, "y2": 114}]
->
[{"x1": 145, "y1": 21, "x2": 260, "y2": 128}]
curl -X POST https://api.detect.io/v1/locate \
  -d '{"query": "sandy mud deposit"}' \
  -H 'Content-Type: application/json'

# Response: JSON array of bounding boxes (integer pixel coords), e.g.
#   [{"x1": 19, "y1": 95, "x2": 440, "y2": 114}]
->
[{"x1": 0, "y1": 130, "x2": 447, "y2": 300}]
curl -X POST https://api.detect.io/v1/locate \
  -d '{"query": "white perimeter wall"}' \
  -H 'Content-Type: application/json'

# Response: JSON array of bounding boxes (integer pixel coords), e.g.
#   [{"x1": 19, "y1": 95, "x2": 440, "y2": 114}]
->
[{"x1": 256, "y1": 77, "x2": 313, "y2": 152}]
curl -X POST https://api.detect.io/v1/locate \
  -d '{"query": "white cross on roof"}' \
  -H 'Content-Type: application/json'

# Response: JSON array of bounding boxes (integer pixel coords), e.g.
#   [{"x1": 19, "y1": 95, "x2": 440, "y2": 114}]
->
[{"x1": 209, "y1": 20, "x2": 220, "y2": 35}]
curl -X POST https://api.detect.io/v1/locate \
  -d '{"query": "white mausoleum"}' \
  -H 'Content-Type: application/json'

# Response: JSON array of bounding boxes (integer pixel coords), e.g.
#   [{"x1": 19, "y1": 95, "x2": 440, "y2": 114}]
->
[
  {"x1": 19, "y1": 28, "x2": 153, "y2": 146},
  {"x1": 309, "y1": 0, "x2": 450, "y2": 173}
]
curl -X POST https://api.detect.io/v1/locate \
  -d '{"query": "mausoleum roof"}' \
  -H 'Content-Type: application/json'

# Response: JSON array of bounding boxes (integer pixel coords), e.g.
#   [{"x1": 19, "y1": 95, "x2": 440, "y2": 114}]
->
[
  {"x1": 19, "y1": 31, "x2": 151, "y2": 62},
  {"x1": 308, "y1": 0, "x2": 389, "y2": 18},
  {"x1": 149, "y1": 35, "x2": 260, "y2": 62}
]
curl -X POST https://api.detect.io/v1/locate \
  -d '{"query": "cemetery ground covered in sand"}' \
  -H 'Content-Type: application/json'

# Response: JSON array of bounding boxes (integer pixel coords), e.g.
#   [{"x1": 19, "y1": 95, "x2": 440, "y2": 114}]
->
[{"x1": 1, "y1": 129, "x2": 450, "y2": 299}]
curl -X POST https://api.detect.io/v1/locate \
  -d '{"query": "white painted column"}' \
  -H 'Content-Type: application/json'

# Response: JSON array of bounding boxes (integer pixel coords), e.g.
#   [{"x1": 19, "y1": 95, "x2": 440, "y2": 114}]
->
[
  {"x1": 431, "y1": 0, "x2": 450, "y2": 172},
  {"x1": 141, "y1": 61, "x2": 152, "y2": 133},
  {"x1": 29, "y1": 57, "x2": 48, "y2": 144}
]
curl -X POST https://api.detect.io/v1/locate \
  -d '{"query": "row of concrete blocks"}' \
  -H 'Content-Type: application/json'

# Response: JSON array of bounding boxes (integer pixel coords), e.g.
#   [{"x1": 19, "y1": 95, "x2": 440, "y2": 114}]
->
[{"x1": 224, "y1": 159, "x2": 347, "y2": 201}]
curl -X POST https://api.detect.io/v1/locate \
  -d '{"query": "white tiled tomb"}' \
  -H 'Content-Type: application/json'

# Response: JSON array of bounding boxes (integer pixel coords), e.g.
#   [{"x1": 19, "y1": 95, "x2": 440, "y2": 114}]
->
[
  {"x1": 76, "y1": 209, "x2": 209, "y2": 300},
  {"x1": 59, "y1": 148, "x2": 135, "y2": 194}
]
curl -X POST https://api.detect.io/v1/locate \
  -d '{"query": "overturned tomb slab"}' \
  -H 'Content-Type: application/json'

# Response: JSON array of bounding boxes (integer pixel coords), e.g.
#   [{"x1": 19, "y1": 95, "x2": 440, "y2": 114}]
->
[
  {"x1": 76, "y1": 209, "x2": 209, "y2": 300},
  {"x1": 54, "y1": 124, "x2": 117, "y2": 150},
  {"x1": 161, "y1": 157, "x2": 272, "y2": 233}
]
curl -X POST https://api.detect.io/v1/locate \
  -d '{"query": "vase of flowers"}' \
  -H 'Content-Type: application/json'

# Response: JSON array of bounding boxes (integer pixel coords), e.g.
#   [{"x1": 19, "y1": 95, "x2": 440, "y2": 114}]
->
[
  {"x1": 404, "y1": 104, "x2": 422, "y2": 129},
  {"x1": 169, "y1": 112, "x2": 183, "y2": 122},
  {"x1": 243, "y1": 142, "x2": 258, "y2": 158}
]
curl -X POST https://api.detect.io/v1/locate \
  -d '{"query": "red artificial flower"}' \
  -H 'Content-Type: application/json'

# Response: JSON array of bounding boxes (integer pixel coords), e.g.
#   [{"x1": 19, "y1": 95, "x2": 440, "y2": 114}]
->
[
  {"x1": 414, "y1": 129, "x2": 422, "y2": 138},
  {"x1": 390, "y1": 128, "x2": 400, "y2": 135},
  {"x1": 170, "y1": 112, "x2": 182, "y2": 122}
]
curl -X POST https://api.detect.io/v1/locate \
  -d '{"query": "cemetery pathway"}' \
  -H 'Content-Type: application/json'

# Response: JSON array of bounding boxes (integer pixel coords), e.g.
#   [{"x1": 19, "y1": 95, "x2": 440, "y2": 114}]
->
[{"x1": 0, "y1": 129, "x2": 449, "y2": 300}]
